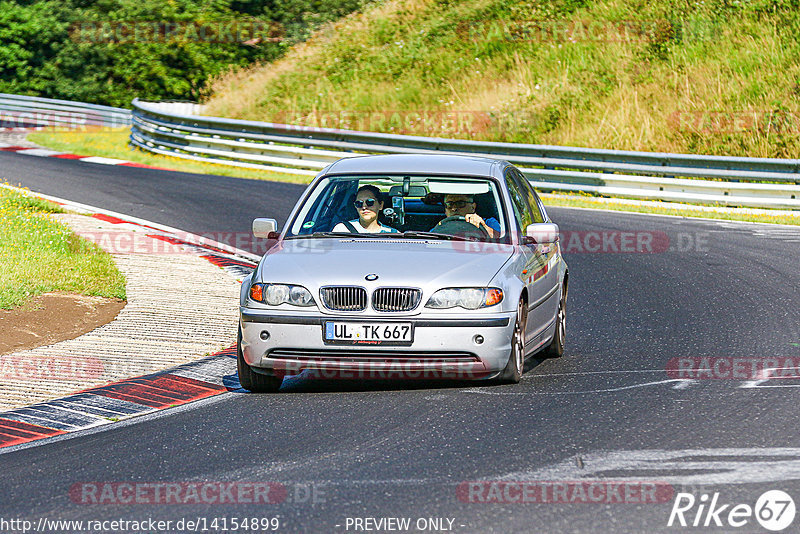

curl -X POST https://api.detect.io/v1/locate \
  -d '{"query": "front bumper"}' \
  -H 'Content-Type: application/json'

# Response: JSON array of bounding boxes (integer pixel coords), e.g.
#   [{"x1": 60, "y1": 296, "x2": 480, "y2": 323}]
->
[{"x1": 240, "y1": 309, "x2": 516, "y2": 381}]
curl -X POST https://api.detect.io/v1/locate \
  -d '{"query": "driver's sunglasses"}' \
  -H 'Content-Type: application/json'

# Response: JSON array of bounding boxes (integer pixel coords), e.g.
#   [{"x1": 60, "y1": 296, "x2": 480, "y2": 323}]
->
[
  {"x1": 444, "y1": 200, "x2": 471, "y2": 209},
  {"x1": 354, "y1": 198, "x2": 378, "y2": 209}
]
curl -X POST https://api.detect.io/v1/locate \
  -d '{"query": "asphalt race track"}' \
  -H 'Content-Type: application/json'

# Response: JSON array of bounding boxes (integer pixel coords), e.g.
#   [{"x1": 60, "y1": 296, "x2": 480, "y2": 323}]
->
[
  {"x1": 0, "y1": 152, "x2": 306, "y2": 235},
  {"x1": 2, "y1": 151, "x2": 800, "y2": 533}
]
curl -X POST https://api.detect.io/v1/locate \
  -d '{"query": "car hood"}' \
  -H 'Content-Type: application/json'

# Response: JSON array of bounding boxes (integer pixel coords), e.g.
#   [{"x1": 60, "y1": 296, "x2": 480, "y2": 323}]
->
[{"x1": 256, "y1": 237, "x2": 514, "y2": 287}]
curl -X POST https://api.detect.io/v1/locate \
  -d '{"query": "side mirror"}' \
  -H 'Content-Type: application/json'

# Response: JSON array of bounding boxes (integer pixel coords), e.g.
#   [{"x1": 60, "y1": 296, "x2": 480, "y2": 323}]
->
[
  {"x1": 253, "y1": 218, "x2": 279, "y2": 239},
  {"x1": 524, "y1": 222, "x2": 559, "y2": 245}
]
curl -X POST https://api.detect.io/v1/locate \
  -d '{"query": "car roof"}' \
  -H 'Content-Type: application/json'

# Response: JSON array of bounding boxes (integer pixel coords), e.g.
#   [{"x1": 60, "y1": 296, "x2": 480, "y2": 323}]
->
[{"x1": 323, "y1": 154, "x2": 505, "y2": 177}]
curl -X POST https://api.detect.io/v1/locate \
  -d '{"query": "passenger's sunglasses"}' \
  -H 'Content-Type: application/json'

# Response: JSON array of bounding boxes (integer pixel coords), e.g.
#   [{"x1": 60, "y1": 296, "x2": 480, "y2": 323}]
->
[
  {"x1": 444, "y1": 200, "x2": 472, "y2": 209},
  {"x1": 354, "y1": 198, "x2": 378, "y2": 209}
]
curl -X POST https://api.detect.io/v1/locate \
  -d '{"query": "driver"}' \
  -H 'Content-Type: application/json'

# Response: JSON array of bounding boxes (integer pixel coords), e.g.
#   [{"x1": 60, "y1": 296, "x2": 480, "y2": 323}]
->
[{"x1": 433, "y1": 194, "x2": 500, "y2": 238}]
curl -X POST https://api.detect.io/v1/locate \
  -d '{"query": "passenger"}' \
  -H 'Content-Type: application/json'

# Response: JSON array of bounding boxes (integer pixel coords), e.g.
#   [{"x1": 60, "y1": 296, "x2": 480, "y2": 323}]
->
[
  {"x1": 333, "y1": 185, "x2": 399, "y2": 233},
  {"x1": 433, "y1": 194, "x2": 500, "y2": 238}
]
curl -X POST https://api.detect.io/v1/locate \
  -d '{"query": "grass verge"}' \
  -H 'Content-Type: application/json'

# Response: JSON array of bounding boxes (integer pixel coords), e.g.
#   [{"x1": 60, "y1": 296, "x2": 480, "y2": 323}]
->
[
  {"x1": 26, "y1": 129, "x2": 314, "y2": 184},
  {"x1": 0, "y1": 186, "x2": 127, "y2": 310}
]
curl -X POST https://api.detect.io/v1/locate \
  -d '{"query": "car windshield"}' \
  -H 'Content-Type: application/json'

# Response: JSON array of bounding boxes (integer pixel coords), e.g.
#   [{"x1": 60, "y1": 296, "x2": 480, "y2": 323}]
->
[{"x1": 285, "y1": 175, "x2": 509, "y2": 242}]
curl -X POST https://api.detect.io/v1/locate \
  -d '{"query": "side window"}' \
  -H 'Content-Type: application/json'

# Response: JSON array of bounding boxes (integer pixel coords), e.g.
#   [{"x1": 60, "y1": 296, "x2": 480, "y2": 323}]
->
[
  {"x1": 533, "y1": 190, "x2": 549, "y2": 222},
  {"x1": 504, "y1": 169, "x2": 533, "y2": 232},
  {"x1": 512, "y1": 169, "x2": 545, "y2": 223},
  {"x1": 296, "y1": 180, "x2": 353, "y2": 234}
]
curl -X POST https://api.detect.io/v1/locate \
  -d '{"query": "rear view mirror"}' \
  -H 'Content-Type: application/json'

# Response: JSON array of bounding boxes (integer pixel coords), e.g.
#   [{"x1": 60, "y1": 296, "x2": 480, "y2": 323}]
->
[
  {"x1": 421, "y1": 192, "x2": 443, "y2": 206},
  {"x1": 253, "y1": 218, "x2": 279, "y2": 239},
  {"x1": 524, "y1": 223, "x2": 559, "y2": 245}
]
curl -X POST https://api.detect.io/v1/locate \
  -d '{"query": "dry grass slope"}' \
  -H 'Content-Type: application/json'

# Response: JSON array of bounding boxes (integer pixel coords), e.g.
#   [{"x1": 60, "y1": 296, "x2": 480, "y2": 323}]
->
[{"x1": 204, "y1": 0, "x2": 800, "y2": 158}]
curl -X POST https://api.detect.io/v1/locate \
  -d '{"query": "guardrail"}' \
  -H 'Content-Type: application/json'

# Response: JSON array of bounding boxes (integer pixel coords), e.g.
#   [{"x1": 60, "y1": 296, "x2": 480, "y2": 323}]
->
[
  {"x1": 132, "y1": 98, "x2": 796, "y2": 209},
  {"x1": 0, "y1": 93, "x2": 130, "y2": 130}
]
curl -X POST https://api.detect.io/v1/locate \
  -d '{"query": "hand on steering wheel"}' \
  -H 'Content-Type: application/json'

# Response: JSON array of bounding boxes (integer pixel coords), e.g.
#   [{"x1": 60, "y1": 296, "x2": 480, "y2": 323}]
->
[{"x1": 435, "y1": 216, "x2": 489, "y2": 238}]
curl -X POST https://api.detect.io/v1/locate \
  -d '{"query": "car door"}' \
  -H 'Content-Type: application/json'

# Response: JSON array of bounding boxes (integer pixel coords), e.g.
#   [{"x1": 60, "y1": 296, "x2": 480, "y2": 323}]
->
[{"x1": 507, "y1": 168, "x2": 560, "y2": 346}]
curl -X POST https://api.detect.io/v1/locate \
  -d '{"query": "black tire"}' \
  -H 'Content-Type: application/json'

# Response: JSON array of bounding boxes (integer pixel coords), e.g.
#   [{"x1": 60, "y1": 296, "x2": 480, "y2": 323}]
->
[
  {"x1": 495, "y1": 298, "x2": 527, "y2": 384},
  {"x1": 543, "y1": 284, "x2": 567, "y2": 358},
  {"x1": 237, "y1": 326, "x2": 282, "y2": 393}
]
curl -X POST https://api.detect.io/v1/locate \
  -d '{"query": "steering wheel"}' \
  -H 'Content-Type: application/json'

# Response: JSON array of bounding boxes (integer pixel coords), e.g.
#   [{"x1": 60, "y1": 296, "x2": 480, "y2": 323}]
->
[{"x1": 431, "y1": 215, "x2": 489, "y2": 239}]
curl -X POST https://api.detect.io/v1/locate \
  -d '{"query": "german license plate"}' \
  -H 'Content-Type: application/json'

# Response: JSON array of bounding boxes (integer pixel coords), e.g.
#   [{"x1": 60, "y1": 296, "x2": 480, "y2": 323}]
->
[{"x1": 323, "y1": 322, "x2": 413, "y2": 345}]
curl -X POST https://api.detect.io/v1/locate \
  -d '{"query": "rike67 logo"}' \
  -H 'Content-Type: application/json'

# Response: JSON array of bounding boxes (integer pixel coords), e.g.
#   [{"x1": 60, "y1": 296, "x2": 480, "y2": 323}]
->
[{"x1": 668, "y1": 490, "x2": 795, "y2": 531}]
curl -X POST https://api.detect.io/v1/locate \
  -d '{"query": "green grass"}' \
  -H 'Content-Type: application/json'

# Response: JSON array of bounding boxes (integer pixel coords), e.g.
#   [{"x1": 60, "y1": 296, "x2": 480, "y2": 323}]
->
[
  {"x1": 205, "y1": 0, "x2": 800, "y2": 159},
  {"x1": 27, "y1": 129, "x2": 314, "y2": 184},
  {"x1": 0, "y1": 186, "x2": 127, "y2": 310},
  {"x1": 542, "y1": 192, "x2": 800, "y2": 225}
]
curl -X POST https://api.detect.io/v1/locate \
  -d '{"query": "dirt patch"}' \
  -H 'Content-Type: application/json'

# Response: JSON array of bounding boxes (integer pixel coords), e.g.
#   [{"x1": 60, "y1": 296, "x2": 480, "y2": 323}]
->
[{"x1": 0, "y1": 293, "x2": 125, "y2": 355}]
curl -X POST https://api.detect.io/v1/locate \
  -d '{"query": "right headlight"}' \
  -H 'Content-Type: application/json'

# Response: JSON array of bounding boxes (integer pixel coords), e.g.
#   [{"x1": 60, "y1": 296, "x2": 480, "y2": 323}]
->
[
  {"x1": 425, "y1": 287, "x2": 503, "y2": 310},
  {"x1": 249, "y1": 283, "x2": 316, "y2": 307}
]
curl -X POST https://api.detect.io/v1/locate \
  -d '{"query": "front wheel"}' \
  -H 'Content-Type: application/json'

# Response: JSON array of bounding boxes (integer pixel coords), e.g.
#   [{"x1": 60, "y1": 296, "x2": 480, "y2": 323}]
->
[
  {"x1": 237, "y1": 326, "x2": 282, "y2": 393},
  {"x1": 542, "y1": 285, "x2": 567, "y2": 358},
  {"x1": 495, "y1": 298, "x2": 527, "y2": 384}
]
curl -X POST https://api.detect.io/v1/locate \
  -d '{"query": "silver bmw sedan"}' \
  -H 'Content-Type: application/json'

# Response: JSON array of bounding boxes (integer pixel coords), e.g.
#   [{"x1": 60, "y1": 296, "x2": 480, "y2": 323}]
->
[{"x1": 238, "y1": 154, "x2": 569, "y2": 392}]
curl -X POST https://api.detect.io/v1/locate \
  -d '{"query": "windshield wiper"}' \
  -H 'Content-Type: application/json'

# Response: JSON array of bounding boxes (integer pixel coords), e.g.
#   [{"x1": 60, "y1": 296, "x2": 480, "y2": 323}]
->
[
  {"x1": 286, "y1": 232, "x2": 352, "y2": 239},
  {"x1": 288, "y1": 231, "x2": 478, "y2": 242},
  {"x1": 287, "y1": 232, "x2": 403, "y2": 240},
  {"x1": 400, "y1": 231, "x2": 476, "y2": 242}
]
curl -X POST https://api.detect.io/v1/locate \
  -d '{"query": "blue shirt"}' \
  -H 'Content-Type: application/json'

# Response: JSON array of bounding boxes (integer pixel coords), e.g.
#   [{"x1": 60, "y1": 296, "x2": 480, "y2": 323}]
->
[{"x1": 484, "y1": 217, "x2": 501, "y2": 233}]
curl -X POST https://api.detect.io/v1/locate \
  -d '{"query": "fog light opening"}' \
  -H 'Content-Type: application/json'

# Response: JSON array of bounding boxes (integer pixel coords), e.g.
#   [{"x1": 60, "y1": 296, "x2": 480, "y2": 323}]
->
[
  {"x1": 473, "y1": 334, "x2": 484, "y2": 345},
  {"x1": 260, "y1": 330, "x2": 270, "y2": 341}
]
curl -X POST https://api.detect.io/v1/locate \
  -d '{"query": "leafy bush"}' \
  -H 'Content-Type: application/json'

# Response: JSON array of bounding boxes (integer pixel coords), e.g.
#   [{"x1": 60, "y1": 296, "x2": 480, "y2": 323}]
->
[{"x1": 0, "y1": 0, "x2": 368, "y2": 107}]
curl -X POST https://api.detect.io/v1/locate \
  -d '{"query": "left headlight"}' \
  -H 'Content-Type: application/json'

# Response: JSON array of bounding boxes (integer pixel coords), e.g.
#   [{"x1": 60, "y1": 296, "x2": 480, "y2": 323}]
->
[
  {"x1": 425, "y1": 287, "x2": 503, "y2": 310},
  {"x1": 249, "y1": 283, "x2": 316, "y2": 307}
]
